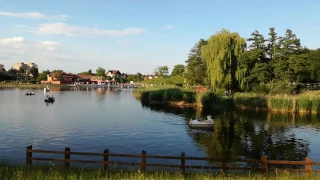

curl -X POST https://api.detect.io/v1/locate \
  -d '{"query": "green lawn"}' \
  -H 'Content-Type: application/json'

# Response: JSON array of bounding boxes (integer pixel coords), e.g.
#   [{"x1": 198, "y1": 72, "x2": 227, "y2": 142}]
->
[{"x1": 0, "y1": 165, "x2": 318, "y2": 180}]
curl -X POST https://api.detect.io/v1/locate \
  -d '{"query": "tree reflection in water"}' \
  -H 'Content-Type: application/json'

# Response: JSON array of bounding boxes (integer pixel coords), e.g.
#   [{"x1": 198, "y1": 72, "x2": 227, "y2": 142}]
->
[{"x1": 142, "y1": 102, "x2": 310, "y2": 169}]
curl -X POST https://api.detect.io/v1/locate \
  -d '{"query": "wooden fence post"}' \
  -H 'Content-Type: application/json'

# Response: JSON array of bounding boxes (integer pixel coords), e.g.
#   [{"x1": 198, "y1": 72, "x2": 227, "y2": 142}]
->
[
  {"x1": 261, "y1": 156, "x2": 268, "y2": 173},
  {"x1": 305, "y1": 157, "x2": 312, "y2": 177},
  {"x1": 181, "y1": 152, "x2": 185, "y2": 174},
  {"x1": 141, "y1": 150, "x2": 146, "y2": 172},
  {"x1": 103, "y1": 149, "x2": 109, "y2": 170},
  {"x1": 26, "y1": 145, "x2": 32, "y2": 166},
  {"x1": 65, "y1": 147, "x2": 70, "y2": 168}
]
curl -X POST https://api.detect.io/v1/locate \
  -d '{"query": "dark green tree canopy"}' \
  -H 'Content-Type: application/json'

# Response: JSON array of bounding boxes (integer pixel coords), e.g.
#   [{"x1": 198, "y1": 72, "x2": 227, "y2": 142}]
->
[
  {"x1": 171, "y1": 64, "x2": 185, "y2": 76},
  {"x1": 96, "y1": 67, "x2": 106, "y2": 77}
]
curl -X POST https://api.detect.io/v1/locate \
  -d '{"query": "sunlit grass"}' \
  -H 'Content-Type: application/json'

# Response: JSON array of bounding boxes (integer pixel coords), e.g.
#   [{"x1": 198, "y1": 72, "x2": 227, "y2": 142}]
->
[{"x1": 0, "y1": 165, "x2": 319, "y2": 180}]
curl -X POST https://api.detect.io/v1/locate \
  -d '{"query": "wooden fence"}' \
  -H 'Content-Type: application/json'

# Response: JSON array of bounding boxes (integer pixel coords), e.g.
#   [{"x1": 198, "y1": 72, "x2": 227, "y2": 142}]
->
[{"x1": 26, "y1": 145, "x2": 320, "y2": 176}]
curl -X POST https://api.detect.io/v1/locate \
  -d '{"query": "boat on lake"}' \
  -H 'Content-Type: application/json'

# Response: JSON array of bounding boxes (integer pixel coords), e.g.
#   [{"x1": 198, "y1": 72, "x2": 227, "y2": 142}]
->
[
  {"x1": 189, "y1": 115, "x2": 214, "y2": 129},
  {"x1": 44, "y1": 86, "x2": 50, "y2": 93},
  {"x1": 44, "y1": 95, "x2": 55, "y2": 102},
  {"x1": 25, "y1": 91, "x2": 35, "y2": 95}
]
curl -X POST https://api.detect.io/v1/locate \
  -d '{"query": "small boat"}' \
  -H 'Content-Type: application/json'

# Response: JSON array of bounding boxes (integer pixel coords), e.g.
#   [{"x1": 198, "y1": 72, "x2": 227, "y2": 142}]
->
[
  {"x1": 44, "y1": 95, "x2": 55, "y2": 102},
  {"x1": 25, "y1": 91, "x2": 35, "y2": 95},
  {"x1": 189, "y1": 115, "x2": 214, "y2": 129},
  {"x1": 44, "y1": 86, "x2": 50, "y2": 92}
]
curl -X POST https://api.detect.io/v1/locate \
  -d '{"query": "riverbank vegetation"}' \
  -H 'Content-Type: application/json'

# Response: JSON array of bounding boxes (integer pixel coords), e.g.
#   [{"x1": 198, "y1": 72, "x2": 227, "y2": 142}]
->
[
  {"x1": 136, "y1": 27, "x2": 320, "y2": 113},
  {"x1": 134, "y1": 86, "x2": 232, "y2": 108},
  {"x1": 135, "y1": 86, "x2": 320, "y2": 114},
  {"x1": 0, "y1": 165, "x2": 318, "y2": 180}
]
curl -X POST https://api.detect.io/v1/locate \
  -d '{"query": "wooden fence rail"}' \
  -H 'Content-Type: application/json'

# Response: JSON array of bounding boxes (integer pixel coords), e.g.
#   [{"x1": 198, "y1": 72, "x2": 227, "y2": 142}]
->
[{"x1": 26, "y1": 145, "x2": 320, "y2": 176}]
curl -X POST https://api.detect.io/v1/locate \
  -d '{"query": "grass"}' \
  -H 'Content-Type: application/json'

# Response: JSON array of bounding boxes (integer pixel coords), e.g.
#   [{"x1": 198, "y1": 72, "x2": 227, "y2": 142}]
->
[
  {"x1": 0, "y1": 165, "x2": 319, "y2": 180},
  {"x1": 136, "y1": 86, "x2": 320, "y2": 114},
  {"x1": 233, "y1": 91, "x2": 320, "y2": 114},
  {"x1": 134, "y1": 85, "x2": 232, "y2": 108}
]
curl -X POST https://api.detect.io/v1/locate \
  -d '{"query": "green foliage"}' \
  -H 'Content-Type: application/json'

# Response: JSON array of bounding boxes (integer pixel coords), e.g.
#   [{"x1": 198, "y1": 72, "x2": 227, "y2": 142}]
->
[
  {"x1": 201, "y1": 29, "x2": 246, "y2": 90},
  {"x1": 233, "y1": 93, "x2": 268, "y2": 109},
  {"x1": 0, "y1": 73, "x2": 15, "y2": 81},
  {"x1": 270, "y1": 97, "x2": 293, "y2": 111},
  {"x1": 2, "y1": 165, "x2": 319, "y2": 180},
  {"x1": 18, "y1": 66, "x2": 24, "y2": 74},
  {"x1": 142, "y1": 76, "x2": 185, "y2": 86},
  {"x1": 29, "y1": 67, "x2": 39, "y2": 79},
  {"x1": 154, "y1": 66, "x2": 169, "y2": 77},
  {"x1": 185, "y1": 39, "x2": 209, "y2": 86},
  {"x1": 171, "y1": 64, "x2": 185, "y2": 76},
  {"x1": 37, "y1": 70, "x2": 50, "y2": 82},
  {"x1": 296, "y1": 97, "x2": 313, "y2": 112},
  {"x1": 185, "y1": 27, "x2": 320, "y2": 93},
  {"x1": 96, "y1": 67, "x2": 105, "y2": 77}
]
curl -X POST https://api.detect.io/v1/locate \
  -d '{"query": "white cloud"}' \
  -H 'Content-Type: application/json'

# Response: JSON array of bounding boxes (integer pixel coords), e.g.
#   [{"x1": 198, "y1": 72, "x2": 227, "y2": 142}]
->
[
  {"x1": 165, "y1": 25, "x2": 174, "y2": 30},
  {"x1": 0, "y1": 37, "x2": 105, "y2": 72},
  {"x1": 0, "y1": 37, "x2": 60, "y2": 51},
  {"x1": 0, "y1": 12, "x2": 69, "y2": 21},
  {"x1": 23, "y1": 22, "x2": 145, "y2": 36},
  {"x1": 0, "y1": 37, "x2": 24, "y2": 44}
]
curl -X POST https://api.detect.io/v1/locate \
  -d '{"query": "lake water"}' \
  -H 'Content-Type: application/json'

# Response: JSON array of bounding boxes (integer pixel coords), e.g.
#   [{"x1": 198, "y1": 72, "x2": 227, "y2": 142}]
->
[{"x1": 1, "y1": 87, "x2": 320, "y2": 170}]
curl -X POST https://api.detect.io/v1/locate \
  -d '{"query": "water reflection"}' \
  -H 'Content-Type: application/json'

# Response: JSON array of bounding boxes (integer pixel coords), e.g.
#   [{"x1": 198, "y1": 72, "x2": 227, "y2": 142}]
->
[{"x1": 142, "y1": 103, "x2": 312, "y2": 169}]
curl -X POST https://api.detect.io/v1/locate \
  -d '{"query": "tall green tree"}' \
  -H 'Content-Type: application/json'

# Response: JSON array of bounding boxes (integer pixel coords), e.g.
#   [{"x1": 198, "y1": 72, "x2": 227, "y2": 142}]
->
[
  {"x1": 201, "y1": 29, "x2": 246, "y2": 90},
  {"x1": 37, "y1": 70, "x2": 50, "y2": 81},
  {"x1": 155, "y1": 66, "x2": 169, "y2": 77},
  {"x1": 171, "y1": 64, "x2": 185, "y2": 76},
  {"x1": 185, "y1": 39, "x2": 208, "y2": 86},
  {"x1": 29, "y1": 67, "x2": 39, "y2": 79},
  {"x1": 96, "y1": 67, "x2": 106, "y2": 77}
]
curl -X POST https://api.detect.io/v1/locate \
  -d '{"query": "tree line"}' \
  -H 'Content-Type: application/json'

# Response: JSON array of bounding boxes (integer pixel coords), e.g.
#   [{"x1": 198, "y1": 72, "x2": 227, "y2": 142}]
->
[{"x1": 184, "y1": 28, "x2": 320, "y2": 93}]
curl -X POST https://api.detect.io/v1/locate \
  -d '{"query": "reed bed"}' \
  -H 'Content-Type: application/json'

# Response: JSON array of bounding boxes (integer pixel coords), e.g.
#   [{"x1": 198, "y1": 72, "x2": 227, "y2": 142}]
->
[
  {"x1": 136, "y1": 86, "x2": 320, "y2": 114},
  {"x1": 233, "y1": 91, "x2": 320, "y2": 114}
]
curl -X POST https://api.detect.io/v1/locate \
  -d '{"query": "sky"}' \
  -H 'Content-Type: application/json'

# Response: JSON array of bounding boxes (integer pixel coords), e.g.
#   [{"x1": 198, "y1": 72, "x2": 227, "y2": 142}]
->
[{"x1": 0, "y1": 0, "x2": 319, "y2": 74}]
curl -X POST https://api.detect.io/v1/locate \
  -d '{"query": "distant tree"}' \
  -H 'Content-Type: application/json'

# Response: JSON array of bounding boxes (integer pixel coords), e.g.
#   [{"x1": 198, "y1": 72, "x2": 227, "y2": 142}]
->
[
  {"x1": 96, "y1": 67, "x2": 106, "y2": 76},
  {"x1": 29, "y1": 67, "x2": 39, "y2": 79},
  {"x1": 18, "y1": 67, "x2": 25, "y2": 74},
  {"x1": 78, "y1": 71, "x2": 90, "y2": 75},
  {"x1": 88, "y1": 69, "x2": 92, "y2": 74},
  {"x1": 6, "y1": 68, "x2": 18, "y2": 75},
  {"x1": 185, "y1": 39, "x2": 209, "y2": 86},
  {"x1": 155, "y1": 66, "x2": 169, "y2": 77},
  {"x1": 136, "y1": 72, "x2": 143, "y2": 81},
  {"x1": 171, "y1": 64, "x2": 185, "y2": 76},
  {"x1": 37, "y1": 70, "x2": 50, "y2": 81}
]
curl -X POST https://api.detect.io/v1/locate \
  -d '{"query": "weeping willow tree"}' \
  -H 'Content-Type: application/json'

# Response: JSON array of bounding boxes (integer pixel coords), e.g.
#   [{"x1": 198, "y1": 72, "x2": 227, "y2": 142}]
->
[{"x1": 201, "y1": 29, "x2": 246, "y2": 90}]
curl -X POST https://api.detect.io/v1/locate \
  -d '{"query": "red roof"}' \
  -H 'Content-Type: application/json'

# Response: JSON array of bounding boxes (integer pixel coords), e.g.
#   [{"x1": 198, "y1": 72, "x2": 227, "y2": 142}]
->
[{"x1": 107, "y1": 70, "x2": 120, "y2": 74}]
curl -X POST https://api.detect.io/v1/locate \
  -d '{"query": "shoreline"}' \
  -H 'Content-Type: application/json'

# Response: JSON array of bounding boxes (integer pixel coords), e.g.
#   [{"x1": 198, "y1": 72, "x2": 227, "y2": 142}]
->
[{"x1": 135, "y1": 87, "x2": 320, "y2": 114}]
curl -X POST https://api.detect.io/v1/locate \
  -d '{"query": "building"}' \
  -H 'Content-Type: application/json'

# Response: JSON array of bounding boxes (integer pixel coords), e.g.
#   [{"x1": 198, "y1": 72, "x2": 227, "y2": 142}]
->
[
  {"x1": 0, "y1": 64, "x2": 5, "y2": 73},
  {"x1": 106, "y1": 70, "x2": 121, "y2": 80},
  {"x1": 13, "y1": 62, "x2": 38, "y2": 72},
  {"x1": 41, "y1": 71, "x2": 79, "y2": 84}
]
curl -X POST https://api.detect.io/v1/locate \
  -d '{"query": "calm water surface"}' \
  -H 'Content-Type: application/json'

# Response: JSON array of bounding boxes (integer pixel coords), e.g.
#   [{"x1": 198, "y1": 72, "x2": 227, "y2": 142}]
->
[{"x1": 1, "y1": 87, "x2": 320, "y2": 169}]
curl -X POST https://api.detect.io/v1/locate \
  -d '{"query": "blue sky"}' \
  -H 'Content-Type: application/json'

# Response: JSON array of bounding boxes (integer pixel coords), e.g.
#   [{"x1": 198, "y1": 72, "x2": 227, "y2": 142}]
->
[{"x1": 0, "y1": 0, "x2": 319, "y2": 74}]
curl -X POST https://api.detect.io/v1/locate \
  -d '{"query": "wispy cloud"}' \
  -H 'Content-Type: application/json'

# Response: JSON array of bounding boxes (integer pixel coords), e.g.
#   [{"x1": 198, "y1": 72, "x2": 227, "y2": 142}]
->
[
  {"x1": 0, "y1": 12, "x2": 69, "y2": 21},
  {"x1": 165, "y1": 25, "x2": 174, "y2": 30},
  {"x1": 0, "y1": 37, "x2": 61, "y2": 51},
  {"x1": 21, "y1": 22, "x2": 145, "y2": 36},
  {"x1": 117, "y1": 40, "x2": 129, "y2": 45}
]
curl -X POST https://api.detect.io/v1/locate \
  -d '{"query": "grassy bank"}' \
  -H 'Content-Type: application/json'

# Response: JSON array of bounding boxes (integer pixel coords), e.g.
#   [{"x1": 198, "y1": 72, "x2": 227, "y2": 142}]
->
[
  {"x1": 135, "y1": 86, "x2": 320, "y2": 114},
  {"x1": 234, "y1": 91, "x2": 320, "y2": 114},
  {"x1": 0, "y1": 165, "x2": 318, "y2": 180},
  {"x1": 134, "y1": 86, "x2": 232, "y2": 108}
]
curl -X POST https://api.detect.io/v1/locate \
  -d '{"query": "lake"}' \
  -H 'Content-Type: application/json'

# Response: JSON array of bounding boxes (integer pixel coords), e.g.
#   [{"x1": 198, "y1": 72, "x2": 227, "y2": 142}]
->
[{"x1": 1, "y1": 87, "x2": 320, "y2": 170}]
